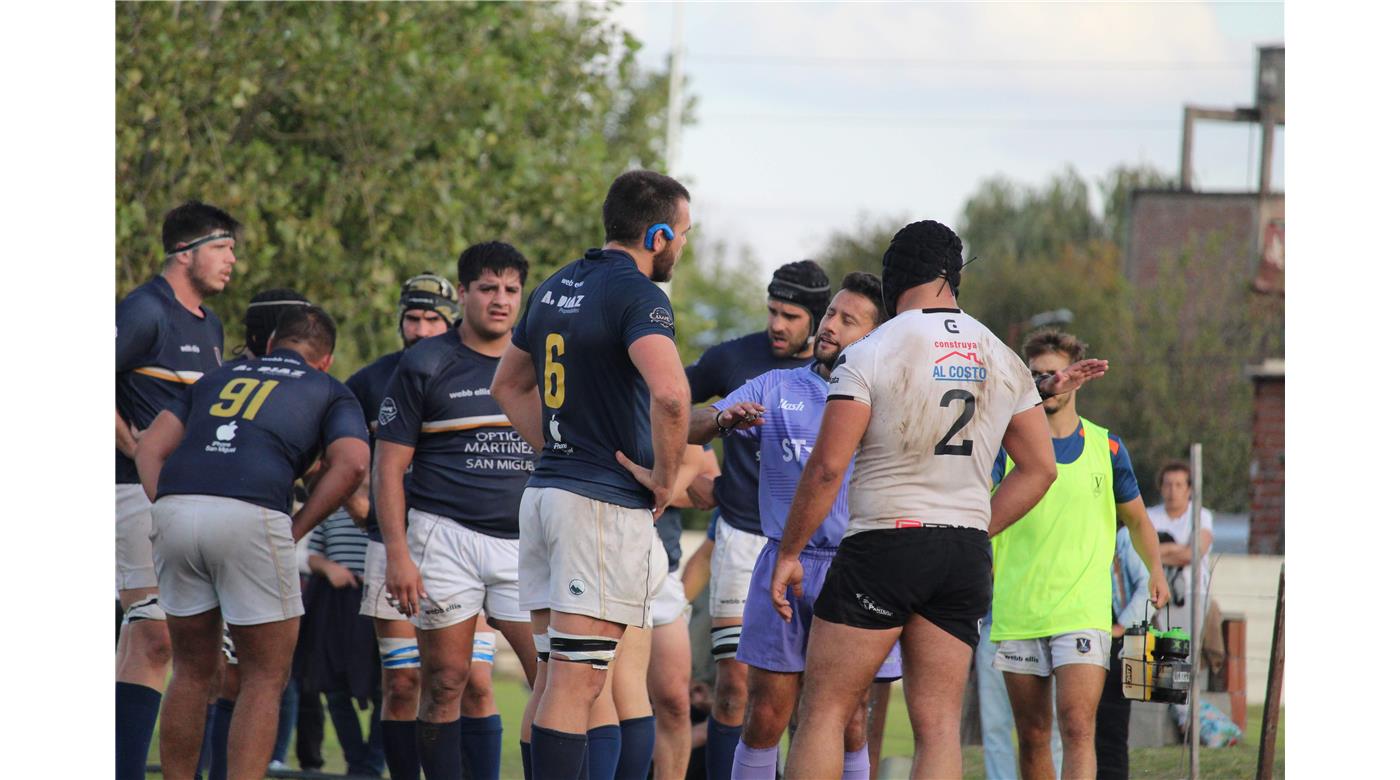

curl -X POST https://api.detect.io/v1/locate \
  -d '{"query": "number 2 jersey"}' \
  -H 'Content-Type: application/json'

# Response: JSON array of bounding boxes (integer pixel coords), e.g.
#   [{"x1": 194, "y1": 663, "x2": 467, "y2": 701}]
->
[
  {"x1": 512, "y1": 247, "x2": 677, "y2": 509},
  {"x1": 827, "y1": 307, "x2": 1041, "y2": 536},
  {"x1": 155, "y1": 348, "x2": 369, "y2": 515},
  {"x1": 375, "y1": 330, "x2": 536, "y2": 538}
]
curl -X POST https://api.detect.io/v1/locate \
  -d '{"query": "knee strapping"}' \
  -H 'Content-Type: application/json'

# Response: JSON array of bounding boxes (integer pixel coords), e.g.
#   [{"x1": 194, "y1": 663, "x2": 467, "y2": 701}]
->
[
  {"x1": 378, "y1": 636, "x2": 421, "y2": 669},
  {"x1": 472, "y1": 631, "x2": 497, "y2": 664},
  {"x1": 547, "y1": 628, "x2": 617, "y2": 669},
  {"x1": 122, "y1": 594, "x2": 166, "y2": 624},
  {"x1": 221, "y1": 626, "x2": 238, "y2": 665},
  {"x1": 533, "y1": 632, "x2": 550, "y2": 663},
  {"x1": 710, "y1": 625, "x2": 742, "y2": 661}
]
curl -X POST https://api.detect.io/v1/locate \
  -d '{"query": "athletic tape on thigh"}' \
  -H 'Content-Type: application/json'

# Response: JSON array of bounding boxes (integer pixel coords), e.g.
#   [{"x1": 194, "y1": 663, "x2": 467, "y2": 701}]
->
[
  {"x1": 122, "y1": 594, "x2": 166, "y2": 624},
  {"x1": 547, "y1": 628, "x2": 618, "y2": 670},
  {"x1": 378, "y1": 636, "x2": 421, "y2": 669},
  {"x1": 710, "y1": 625, "x2": 742, "y2": 660},
  {"x1": 533, "y1": 632, "x2": 550, "y2": 663},
  {"x1": 221, "y1": 626, "x2": 238, "y2": 665},
  {"x1": 472, "y1": 631, "x2": 497, "y2": 664}
]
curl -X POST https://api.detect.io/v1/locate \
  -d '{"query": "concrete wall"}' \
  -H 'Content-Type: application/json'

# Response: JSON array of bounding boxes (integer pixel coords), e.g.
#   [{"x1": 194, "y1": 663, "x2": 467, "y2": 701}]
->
[{"x1": 1210, "y1": 553, "x2": 1284, "y2": 705}]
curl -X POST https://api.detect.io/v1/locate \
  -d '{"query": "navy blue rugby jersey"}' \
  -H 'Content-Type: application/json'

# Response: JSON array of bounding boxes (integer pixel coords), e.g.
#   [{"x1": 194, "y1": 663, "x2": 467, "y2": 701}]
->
[
  {"x1": 345, "y1": 350, "x2": 406, "y2": 540},
  {"x1": 156, "y1": 348, "x2": 368, "y2": 514},
  {"x1": 685, "y1": 331, "x2": 809, "y2": 535},
  {"x1": 116, "y1": 275, "x2": 225, "y2": 483},
  {"x1": 375, "y1": 331, "x2": 535, "y2": 538},
  {"x1": 511, "y1": 248, "x2": 677, "y2": 509}
]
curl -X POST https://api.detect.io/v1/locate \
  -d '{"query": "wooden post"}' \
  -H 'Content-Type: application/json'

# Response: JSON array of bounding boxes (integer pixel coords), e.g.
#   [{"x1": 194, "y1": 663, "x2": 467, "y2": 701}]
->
[
  {"x1": 1223, "y1": 614, "x2": 1248, "y2": 731},
  {"x1": 1259, "y1": 116, "x2": 1276, "y2": 195},
  {"x1": 1189, "y1": 443, "x2": 1203, "y2": 779},
  {"x1": 1255, "y1": 565, "x2": 1285, "y2": 780}
]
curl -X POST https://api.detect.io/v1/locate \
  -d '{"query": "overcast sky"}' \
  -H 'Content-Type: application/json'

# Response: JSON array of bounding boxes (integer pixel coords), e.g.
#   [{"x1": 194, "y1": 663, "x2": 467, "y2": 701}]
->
[{"x1": 609, "y1": 1, "x2": 1285, "y2": 274}]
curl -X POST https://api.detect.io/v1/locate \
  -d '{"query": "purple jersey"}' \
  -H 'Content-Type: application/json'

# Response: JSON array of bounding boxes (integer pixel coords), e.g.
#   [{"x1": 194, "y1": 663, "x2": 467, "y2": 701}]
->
[{"x1": 716, "y1": 363, "x2": 850, "y2": 549}]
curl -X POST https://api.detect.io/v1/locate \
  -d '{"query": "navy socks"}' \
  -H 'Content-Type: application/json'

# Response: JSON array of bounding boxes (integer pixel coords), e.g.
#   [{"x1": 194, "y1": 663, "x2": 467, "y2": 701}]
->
[
  {"x1": 706, "y1": 718, "x2": 743, "y2": 780},
  {"x1": 382, "y1": 719, "x2": 421, "y2": 780},
  {"x1": 115, "y1": 682, "x2": 161, "y2": 780},
  {"x1": 586, "y1": 724, "x2": 622, "y2": 780},
  {"x1": 531, "y1": 724, "x2": 588, "y2": 780},
  {"x1": 459, "y1": 714, "x2": 503, "y2": 780},
  {"x1": 616, "y1": 716, "x2": 656, "y2": 780}
]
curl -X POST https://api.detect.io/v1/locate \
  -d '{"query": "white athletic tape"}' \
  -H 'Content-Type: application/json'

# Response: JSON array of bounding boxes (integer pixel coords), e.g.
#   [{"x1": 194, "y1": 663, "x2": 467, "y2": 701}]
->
[
  {"x1": 547, "y1": 627, "x2": 618, "y2": 669},
  {"x1": 710, "y1": 625, "x2": 742, "y2": 661},
  {"x1": 122, "y1": 594, "x2": 166, "y2": 625},
  {"x1": 472, "y1": 631, "x2": 497, "y2": 664},
  {"x1": 378, "y1": 636, "x2": 421, "y2": 670}
]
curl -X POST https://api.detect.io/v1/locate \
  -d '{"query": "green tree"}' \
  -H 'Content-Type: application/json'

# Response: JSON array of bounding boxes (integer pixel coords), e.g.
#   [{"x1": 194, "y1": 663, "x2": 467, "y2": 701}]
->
[{"x1": 118, "y1": 1, "x2": 688, "y2": 374}]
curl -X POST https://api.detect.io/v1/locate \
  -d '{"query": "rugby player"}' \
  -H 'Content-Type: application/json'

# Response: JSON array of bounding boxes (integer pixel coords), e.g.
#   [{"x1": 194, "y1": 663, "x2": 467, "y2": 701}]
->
[
  {"x1": 684, "y1": 259, "x2": 830, "y2": 779},
  {"x1": 990, "y1": 329, "x2": 1168, "y2": 780},
  {"x1": 771, "y1": 220, "x2": 1075, "y2": 778},
  {"x1": 346, "y1": 272, "x2": 456, "y2": 780},
  {"x1": 376, "y1": 242, "x2": 539, "y2": 780},
  {"x1": 689, "y1": 272, "x2": 895, "y2": 779},
  {"x1": 491, "y1": 169, "x2": 691, "y2": 779},
  {"x1": 135, "y1": 305, "x2": 370, "y2": 780},
  {"x1": 115, "y1": 200, "x2": 238, "y2": 780}
]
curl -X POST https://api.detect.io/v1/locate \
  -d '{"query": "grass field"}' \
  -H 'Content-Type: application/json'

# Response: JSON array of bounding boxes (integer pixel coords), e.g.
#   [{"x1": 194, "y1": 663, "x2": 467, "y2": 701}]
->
[{"x1": 148, "y1": 673, "x2": 1282, "y2": 778}]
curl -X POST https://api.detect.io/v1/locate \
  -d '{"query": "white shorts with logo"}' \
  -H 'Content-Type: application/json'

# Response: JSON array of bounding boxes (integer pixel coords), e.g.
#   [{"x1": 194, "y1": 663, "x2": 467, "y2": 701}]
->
[
  {"x1": 408, "y1": 509, "x2": 528, "y2": 630},
  {"x1": 993, "y1": 629, "x2": 1111, "y2": 676},
  {"x1": 151, "y1": 494, "x2": 304, "y2": 626},
  {"x1": 359, "y1": 540, "x2": 408, "y2": 622},
  {"x1": 709, "y1": 516, "x2": 768, "y2": 619},
  {"x1": 652, "y1": 569, "x2": 690, "y2": 627},
  {"x1": 117, "y1": 484, "x2": 158, "y2": 591},
  {"x1": 518, "y1": 487, "x2": 666, "y2": 628}
]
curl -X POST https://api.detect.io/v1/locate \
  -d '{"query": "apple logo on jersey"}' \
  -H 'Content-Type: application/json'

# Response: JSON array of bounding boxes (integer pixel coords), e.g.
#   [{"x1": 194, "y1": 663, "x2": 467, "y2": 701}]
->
[
  {"x1": 205, "y1": 421, "x2": 239, "y2": 454},
  {"x1": 216, "y1": 421, "x2": 238, "y2": 441}
]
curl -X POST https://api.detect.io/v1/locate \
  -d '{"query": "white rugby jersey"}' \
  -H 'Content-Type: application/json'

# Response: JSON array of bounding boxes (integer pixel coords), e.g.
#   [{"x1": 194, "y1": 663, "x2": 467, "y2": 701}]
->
[{"x1": 827, "y1": 307, "x2": 1041, "y2": 536}]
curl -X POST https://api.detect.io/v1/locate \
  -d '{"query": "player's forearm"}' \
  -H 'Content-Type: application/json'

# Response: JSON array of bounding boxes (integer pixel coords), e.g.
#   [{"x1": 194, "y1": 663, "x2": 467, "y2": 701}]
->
[
  {"x1": 495, "y1": 387, "x2": 545, "y2": 453},
  {"x1": 687, "y1": 406, "x2": 722, "y2": 445},
  {"x1": 372, "y1": 464, "x2": 411, "y2": 555},
  {"x1": 649, "y1": 393, "x2": 689, "y2": 493},
  {"x1": 778, "y1": 460, "x2": 843, "y2": 558},
  {"x1": 294, "y1": 459, "x2": 366, "y2": 541},
  {"x1": 1158, "y1": 542, "x2": 1193, "y2": 567},
  {"x1": 1126, "y1": 510, "x2": 1166, "y2": 578},
  {"x1": 115, "y1": 409, "x2": 139, "y2": 459},
  {"x1": 679, "y1": 475, "x2": 716, "y2": 510},
  {"x1": 342, "y1": 480, "x2": 370, "y2": 527},
  {"x1": 987, "y1": 466, "x2": 1057, "y2": 537},
  {"x1": 136, "y1": 454, "x2": 167, "y2": 504}
]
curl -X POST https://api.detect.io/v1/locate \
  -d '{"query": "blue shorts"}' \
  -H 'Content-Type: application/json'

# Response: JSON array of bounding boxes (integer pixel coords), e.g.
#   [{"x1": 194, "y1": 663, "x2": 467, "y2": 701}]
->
[{"x1": 737, "y1": 540, "x2": 902, "y2": 679}]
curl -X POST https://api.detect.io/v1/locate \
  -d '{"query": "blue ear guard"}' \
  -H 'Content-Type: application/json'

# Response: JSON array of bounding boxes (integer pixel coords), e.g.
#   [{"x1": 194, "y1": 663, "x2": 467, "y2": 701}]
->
[{"x1": 644, "y1": 223, "x2": 675, "y2": 250}]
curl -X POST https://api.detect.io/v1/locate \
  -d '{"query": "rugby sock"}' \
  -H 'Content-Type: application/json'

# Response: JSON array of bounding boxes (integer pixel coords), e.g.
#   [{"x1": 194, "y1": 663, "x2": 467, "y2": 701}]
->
[
  {"x1": 520, "y1": 740, "x2": 533, "y2": 780},
  {"x1": 586, "y1": 724, "x2": 622, "y2": 780},
  {"x1": 209, "y1": 697, "x2": 235, "y2": 780},
  {"x1": 706, "y1": 719, "x2": 743, "y2": 780},
  {"x1": 115, "y1": 682, "x2": 162, "y2": 780},
  {"x1": 416, "y1": 719, "x2": 461, "y2": 779},
  {"x1": 383, "y1": 720, "x2": 421, "y2": 780},
  {"x1": 459, "y1": 715, "x2": 503, "y2": 780},
  {"x1": 196, "y1": 701, "x2": 216, "y2": 778},
  {"x1": 731, "y1": 741, "x2": 780, "y2": 780},
  {"x1": 842, "y1": 745, "x2": 871, "y2": 780},
  {"x1": 530, "y1": 724, "x2": 588, "y2": 780},
  {"x1": 615, "y1": 716, "x2": 656, "y2": 780}
]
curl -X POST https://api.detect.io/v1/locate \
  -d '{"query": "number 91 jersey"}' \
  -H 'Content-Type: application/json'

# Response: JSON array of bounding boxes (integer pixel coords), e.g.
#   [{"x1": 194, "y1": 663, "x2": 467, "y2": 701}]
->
[
  {"x1": 826, "y1": 307, "x2": 1041, "y2": 536},
  {"x1": 155, "y1": 348, "x2": 369, "y2": 515}
]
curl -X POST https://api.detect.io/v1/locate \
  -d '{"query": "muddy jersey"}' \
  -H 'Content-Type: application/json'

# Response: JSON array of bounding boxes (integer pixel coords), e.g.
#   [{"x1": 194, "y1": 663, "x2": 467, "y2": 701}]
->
[
  {"x1": 376, "y1": 331, "x2": 535, "y2": 538},
  {"x1": 827, "y1": 308, "x2": 1040, "y2": 536},
  {"x1": 512, "y1": 248, "x2": 676, "y2": 509},
  {"x1": 156, "y1": 348, "x2": 367, "y2": 514},
  {"x1": 115, "y1": 275, "x2": 224, "y2": 483}
]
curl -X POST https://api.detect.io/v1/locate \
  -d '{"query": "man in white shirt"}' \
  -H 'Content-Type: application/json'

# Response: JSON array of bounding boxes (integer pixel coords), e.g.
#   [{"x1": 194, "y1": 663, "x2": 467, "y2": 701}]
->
[{"x1": 1146, "y1": 460, "x2": 1223, "y2": 673}]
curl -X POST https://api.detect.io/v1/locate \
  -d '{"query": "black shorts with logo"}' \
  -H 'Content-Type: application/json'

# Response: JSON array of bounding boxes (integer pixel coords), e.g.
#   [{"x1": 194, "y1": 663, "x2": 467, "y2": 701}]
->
[{"x1": 814, "y1": 526, "x2": 991, "y2": 649}]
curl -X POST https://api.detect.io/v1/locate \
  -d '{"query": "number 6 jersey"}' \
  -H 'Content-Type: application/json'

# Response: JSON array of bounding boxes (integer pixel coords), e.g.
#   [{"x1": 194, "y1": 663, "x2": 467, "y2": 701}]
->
[
  {"x1": 826, "y1": 307, "x2": 1041, "y2": 536},
  {"x1": 155, "y1": 348, "x2": 369, "y2": 514},
  {"x1": 511, "y1": 247, "x2": 677, "y2": 509}
]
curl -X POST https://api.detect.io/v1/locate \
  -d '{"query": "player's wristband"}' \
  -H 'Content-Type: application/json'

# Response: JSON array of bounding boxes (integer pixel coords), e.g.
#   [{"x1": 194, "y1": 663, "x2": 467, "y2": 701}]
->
[{"x1": 715, "y1": 408, "x2": 736, "y2": 436}]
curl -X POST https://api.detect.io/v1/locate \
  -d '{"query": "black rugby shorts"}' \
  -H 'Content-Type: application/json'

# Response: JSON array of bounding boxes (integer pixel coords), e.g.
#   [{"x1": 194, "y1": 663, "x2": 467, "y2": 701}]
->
[{"x1": 814, "y1": 526, "x2": 991, "y2": 649}]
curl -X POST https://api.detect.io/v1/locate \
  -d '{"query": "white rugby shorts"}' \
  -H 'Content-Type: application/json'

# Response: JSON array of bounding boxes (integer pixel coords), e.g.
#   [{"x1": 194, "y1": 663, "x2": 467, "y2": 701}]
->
[
  {"x1": 116, "y1": 484, "x2": 158, "y2": 591},
  {"x1": 359, "y1": 540, "x2": 408, "y2": 622},
  {"x1": 651, "y1": 569, "x2": 690, "y2": 627},
  {"x1": 517, "y1": 487, "x2": 666, "y2": 628},
  {"x1": 408, "y1": 509, "x2": 528, "y2": 630},
  {"x1": 709, "y1": 516, "x2": 767, "y2": 619},
  {"x1": 993, "y1": 629, "x2": 1112, "y2": 676},
  {"x1": 151, "y1": 494, "x2": 303, "y2": 625}
]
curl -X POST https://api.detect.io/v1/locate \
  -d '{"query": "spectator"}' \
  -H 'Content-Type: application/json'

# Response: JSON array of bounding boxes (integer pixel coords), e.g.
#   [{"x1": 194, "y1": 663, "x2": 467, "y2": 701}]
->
[{"x1": 1146, "y1": 461, "x2": 1224, "y2": 676}]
